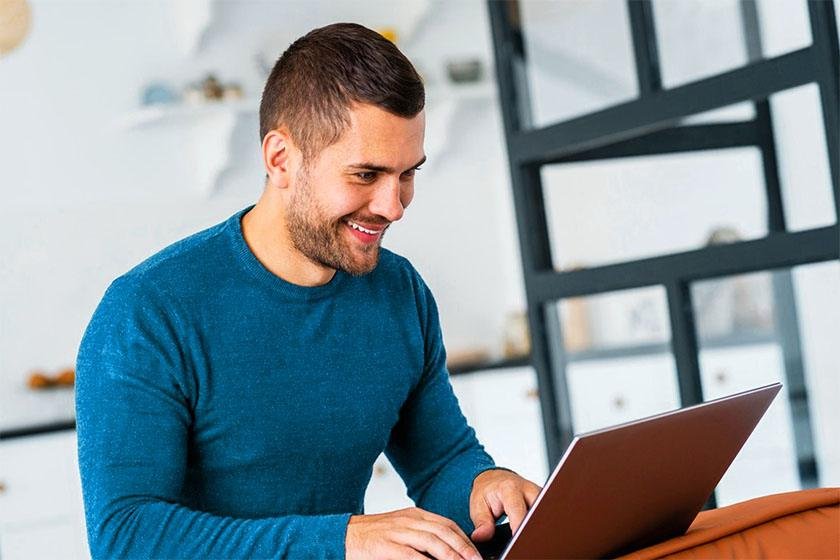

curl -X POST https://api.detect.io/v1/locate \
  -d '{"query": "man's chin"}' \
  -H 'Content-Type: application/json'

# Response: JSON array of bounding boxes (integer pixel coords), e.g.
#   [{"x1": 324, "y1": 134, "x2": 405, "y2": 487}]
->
[{"x1": 339, "y1": 245, "x2": 381, "y2": 276}]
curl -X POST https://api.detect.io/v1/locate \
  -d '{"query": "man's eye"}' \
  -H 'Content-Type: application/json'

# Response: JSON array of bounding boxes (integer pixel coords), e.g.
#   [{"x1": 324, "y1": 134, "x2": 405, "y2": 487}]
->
[
  {"x1": 402, "y1": 166, "x2": 421, "y2": 179},
  {"x1": 356, "y1": 171, "x2": 377, "y2": 182}
]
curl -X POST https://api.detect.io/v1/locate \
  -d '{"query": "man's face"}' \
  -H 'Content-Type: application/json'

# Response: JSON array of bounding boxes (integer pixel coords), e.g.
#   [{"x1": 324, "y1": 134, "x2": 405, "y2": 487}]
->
[{"x1": 285, "y1": 103, "x2": 425, "y2": 276}]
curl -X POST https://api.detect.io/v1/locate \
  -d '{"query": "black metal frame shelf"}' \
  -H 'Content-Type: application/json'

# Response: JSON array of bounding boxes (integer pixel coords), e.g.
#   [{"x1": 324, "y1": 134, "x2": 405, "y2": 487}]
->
[
  {"x1": 530, "y1": 227, "x2": 838, "y2": 302},
  {"x1": 488, "y1": 0, "x2": 839, "y2": 497}
]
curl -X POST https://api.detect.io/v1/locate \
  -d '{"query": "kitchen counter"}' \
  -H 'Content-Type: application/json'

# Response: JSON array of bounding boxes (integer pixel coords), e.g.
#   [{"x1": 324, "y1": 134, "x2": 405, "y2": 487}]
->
[{"x1": 0, "y1": 381, "x2": 75, "y2": 439}]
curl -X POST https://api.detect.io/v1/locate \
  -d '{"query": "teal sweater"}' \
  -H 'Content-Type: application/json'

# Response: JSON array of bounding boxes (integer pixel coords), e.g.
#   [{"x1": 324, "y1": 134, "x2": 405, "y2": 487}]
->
[{"x1": 75, "y1": 207, "x2": 496, "y2": 559}]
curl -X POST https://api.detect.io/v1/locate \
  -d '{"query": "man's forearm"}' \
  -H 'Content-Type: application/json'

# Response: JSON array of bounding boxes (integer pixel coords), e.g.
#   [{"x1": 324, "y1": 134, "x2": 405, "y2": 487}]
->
[{"x1": 86, "y1": 497, "x2": 350, "y2": 559}]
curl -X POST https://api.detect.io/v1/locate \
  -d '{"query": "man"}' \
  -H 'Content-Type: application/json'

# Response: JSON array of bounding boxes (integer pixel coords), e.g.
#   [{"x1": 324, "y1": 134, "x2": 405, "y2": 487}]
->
[{"x1": 76, "y1": 23, "x2": 540, "y2": 559}]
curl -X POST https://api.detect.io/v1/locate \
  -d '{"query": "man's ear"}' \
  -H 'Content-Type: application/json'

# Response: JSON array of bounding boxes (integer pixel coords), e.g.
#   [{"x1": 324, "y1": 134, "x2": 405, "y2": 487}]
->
[{"x1": 262, "y1": 128, "x2": 294, "y2": 189}]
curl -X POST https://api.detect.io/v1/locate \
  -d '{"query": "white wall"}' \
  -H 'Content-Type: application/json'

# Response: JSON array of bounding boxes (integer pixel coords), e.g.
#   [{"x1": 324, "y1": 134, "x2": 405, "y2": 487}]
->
[
  {"x1": 1, "y1": 0, "x2": 836, "y2": 487},
  {"x1": 0, "y1": 0, "x2": 525, "y2": 428}
]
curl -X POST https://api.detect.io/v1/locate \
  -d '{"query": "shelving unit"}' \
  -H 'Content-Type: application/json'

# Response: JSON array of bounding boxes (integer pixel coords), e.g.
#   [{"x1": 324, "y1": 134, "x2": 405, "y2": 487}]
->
[
  {"x1": 114, "y1": 98, "x2": 258, "y2": 130},
  {"x1": 112, "y1": 72, "x2": 496, "y2": 193},
  {"x1": 488, "y1": 0, "x2": 839, "y2": 504}
]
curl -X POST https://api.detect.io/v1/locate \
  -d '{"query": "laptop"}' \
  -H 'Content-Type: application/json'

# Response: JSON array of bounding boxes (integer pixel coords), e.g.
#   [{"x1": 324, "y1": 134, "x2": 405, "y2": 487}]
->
[{"x1": 474, "y1": 382, "x2": 782, "y2": 560}]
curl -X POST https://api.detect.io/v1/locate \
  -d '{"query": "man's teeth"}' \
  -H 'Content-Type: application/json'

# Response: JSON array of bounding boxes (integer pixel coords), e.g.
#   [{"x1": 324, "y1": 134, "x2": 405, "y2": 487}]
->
[{"x1": 347, "y1": 220, "x2": 378, "y2": 235}]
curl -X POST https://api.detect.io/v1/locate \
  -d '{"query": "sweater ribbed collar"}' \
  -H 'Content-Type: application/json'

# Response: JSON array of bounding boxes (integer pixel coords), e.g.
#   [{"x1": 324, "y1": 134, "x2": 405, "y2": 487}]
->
[{"x1": 226, "y1": 205, "x2": 347, "y2": 301}]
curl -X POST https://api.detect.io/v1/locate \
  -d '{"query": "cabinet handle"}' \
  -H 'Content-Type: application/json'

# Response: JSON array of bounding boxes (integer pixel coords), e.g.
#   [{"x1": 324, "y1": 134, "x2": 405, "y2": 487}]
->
[
  {"x1": 612, "y1": 396, "x2": 626, "y2": 410},
  {"x1": 0, "y1": 481, "x2": 6, "y2": 495},
  {"x1": 715, "y1": 369, "x2": 728, "y2": 384},
  {"x1": 525, "y1": 387, "x2": 539, "y2": 400},
  {"x1": 374, "y1": 465, "x2": 387, "y2": 478}
]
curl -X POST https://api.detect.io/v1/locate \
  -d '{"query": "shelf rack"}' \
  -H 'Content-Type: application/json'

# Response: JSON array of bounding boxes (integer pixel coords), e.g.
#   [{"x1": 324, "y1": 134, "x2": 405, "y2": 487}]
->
[{"x1": 487, "y1": 0, "x2": 839, "y2": 499}]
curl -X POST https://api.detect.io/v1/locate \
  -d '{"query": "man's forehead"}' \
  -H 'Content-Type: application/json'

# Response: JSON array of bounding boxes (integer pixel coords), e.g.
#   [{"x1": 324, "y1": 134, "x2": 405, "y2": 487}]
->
[
  {"x1": 345, "y1": 105, "x2": 423, "y2": 138},
  {"x1": 332, "y1": 104, "x2": 425, "y2": 167}
]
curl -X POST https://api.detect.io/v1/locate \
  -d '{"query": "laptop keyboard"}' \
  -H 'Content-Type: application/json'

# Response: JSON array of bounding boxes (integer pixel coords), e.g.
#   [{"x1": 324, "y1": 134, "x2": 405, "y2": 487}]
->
[{"x1": 475, "y1": 523, "x2": 513, "y2": 560}]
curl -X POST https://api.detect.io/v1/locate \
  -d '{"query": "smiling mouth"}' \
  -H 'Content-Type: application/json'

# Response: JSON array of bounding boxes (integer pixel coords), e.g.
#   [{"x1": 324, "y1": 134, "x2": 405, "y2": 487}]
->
[{"x1": 344, "y1": 219, "x2": 387, "y2": 244}]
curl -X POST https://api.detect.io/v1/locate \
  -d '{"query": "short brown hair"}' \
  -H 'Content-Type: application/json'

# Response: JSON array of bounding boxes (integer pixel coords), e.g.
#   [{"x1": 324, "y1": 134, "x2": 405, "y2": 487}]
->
[{"x1": 259, "y1": 23, "x2": 425, "y2": 160}]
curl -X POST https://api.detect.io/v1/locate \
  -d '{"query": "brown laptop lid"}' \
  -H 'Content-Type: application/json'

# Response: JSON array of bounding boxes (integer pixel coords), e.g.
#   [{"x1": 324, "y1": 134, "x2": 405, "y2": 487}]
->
[{"x1": 503, "y1": 383, "x2": 781, "y2": 559}]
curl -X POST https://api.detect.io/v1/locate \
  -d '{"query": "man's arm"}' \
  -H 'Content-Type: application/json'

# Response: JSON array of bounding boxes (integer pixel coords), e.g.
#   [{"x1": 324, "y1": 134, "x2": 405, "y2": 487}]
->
[
  {"x1": 383, "y1": 274, "x2": 499, "y2": 534},
  {"x1": 75, "y1": 279, "x2": 348, "y2": 559}
]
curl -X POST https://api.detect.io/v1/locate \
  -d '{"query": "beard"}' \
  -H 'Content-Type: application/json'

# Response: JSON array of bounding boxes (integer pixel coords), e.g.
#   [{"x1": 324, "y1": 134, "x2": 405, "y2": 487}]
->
[{"x1": 286, "y1": 169, "x2": 386, "y2": 276}]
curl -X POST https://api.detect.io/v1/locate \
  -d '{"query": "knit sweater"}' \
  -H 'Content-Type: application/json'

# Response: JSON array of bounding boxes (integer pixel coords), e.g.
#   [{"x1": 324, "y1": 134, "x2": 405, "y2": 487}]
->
[{"x1": 75, "y1": 206, "x2": 497, "y2": 559}]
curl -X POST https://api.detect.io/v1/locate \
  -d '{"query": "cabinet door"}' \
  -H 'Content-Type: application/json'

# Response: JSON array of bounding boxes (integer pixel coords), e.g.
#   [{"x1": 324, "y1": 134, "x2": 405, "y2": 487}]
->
[
  {"x1": 699, "y1": 343, "x2": 800, "y2": 506},
  {"x1": 457, "y1": 367, "x2": 549, "y2": 485},
  {"x1": 363, "y1": 454, "x2": 413, "y2": 514},
  {"x1": 566, "y1": 353, "x2": 681, "y2": 435},
  {"x1": 362, "y1": 374, "x2": 480, "y2": 514},
  {"x1": 0, "y1": 431, "x2": 89, "y2": 559}
]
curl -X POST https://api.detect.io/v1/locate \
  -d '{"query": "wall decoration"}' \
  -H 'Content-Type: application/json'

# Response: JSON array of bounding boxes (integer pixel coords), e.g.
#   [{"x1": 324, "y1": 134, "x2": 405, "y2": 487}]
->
[{"x1": 0, "y1": 0, "x2": 31, "y2": 56}]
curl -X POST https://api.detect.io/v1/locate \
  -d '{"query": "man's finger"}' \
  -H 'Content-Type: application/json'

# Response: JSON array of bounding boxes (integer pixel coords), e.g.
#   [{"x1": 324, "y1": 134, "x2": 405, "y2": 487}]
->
[
  {"x1": 469, "y1": 495, "x2": 497, "y2": 542},
  {"x1": 500, "y1": 488, "x2": 529, "y2": 534},
  {"x1": 414, "y1": 520, "x2": 481, "y2": 560},
  {"x1": 421, "y1": 510, "x2": 474, "y2": 543},
  {"x1": 524, "y1": 482, "x2": 542, "y2": 508},
  {"x1": 397, "y1": 527, "x2": 477, "y2": 560}
]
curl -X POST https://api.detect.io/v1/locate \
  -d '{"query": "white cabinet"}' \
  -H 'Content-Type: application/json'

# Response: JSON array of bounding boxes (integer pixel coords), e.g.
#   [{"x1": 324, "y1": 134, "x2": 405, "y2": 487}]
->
[
  {"x1": 363, "y1": 455, "x2": 413, "y2": 514},
  {"x1": 453, "y1": 367, "x2": 549, "y2": 485},
  {"x1": 364, "y1": 366, "x2": 549, "y2": 514},
  {"x1": 699, "y1": 343, "x2": 800, "y2": 506},
  {"x1": 563, "y1": 342, "x2": 801, "y2": 508},
  {"x1": 566, "y1": 353, "x2": 681, "y2": 434},
  {"x1": 0, "y1": 431, "x2": 89, "y2": 560}
]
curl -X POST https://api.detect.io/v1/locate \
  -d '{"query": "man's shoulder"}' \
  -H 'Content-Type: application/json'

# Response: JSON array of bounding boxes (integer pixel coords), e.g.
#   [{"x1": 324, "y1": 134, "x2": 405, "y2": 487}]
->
[
  {"x1": 371, "y1": 248, "x2": 436, "y2": 309},
  {"x1": 375, "y1": 248, "x2": 424, "y2": 286},
  {"x1": 113, "y1": 212, "x2": 238, "y2": 299}
]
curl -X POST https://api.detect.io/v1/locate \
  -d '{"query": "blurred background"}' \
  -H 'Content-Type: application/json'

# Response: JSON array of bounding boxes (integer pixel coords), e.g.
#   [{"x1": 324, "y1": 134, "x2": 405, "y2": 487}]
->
[{"x1": 0, "y1": 0, "x2": 838, "y2": 558}]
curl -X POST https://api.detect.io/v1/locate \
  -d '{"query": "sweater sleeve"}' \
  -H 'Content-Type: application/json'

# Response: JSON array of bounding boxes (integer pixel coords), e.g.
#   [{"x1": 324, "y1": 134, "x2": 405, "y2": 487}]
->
[
  {"x1": 383, "y1": 274, "x2": 498, "y2": 534},
  {"x1": 75, "y1": 278, "x2": 349, "y2": 559}
]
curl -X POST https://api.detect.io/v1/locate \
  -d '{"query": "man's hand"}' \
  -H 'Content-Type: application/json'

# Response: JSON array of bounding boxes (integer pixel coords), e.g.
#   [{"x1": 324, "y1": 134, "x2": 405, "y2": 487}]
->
[
  {"x1": 345, "y1": 507, "x2": 483, "y2": 560},
  {"x1": 469, "y1": 469, "x2": 542, "y2": 542}
]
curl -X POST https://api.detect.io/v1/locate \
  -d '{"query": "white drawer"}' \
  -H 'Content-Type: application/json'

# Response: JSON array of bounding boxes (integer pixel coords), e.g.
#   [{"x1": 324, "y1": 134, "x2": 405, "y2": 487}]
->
[
  {"x1": 1, "y1": 518, "x2": 87, "y2": 560},
  {"x1": 699, "y1": 343, "x2": 800, "y2": 502},
  {"x1": 363, "y1": 454, "x2": 412, "y2": 514},
  {"x1": 715, "y1": 446, "x2": 801, "y2": 507},
  {"x1": 0, "y1": 432, "x2": 79, "y2": 525},
  {"x1": 566, "y1": 353, "x2": 680, "y2": 434},
  {"x1": 465, "y1": 367, "x2": 548, "y2": 484},
  {"x1": 0, "y1": 431, "x2": 89, "y2": 559},
  {"x1": 699, "y1": 343, "x2": 797, "y2": 456}
]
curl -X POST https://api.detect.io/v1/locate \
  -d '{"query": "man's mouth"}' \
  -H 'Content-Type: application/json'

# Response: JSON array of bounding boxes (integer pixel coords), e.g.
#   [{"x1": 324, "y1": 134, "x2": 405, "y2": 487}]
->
[{"x1": 344, "y1": 219, "x2": 387, "y2": 244}]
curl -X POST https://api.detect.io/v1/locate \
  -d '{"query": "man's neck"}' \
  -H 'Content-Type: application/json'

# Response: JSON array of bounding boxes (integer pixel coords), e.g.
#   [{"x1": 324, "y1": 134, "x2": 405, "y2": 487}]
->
[{"x1": 241, "y1": 194, "x2": 337, "y2": 287}]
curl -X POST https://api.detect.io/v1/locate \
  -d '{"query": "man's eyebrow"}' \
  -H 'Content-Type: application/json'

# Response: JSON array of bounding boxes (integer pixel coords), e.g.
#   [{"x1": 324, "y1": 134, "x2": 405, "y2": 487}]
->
[{"x1": 346, "y1": 155, "x2": 427, "y2": 174}]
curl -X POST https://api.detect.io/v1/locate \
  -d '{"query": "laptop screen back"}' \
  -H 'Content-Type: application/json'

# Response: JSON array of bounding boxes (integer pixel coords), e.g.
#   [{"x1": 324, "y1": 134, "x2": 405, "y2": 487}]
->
[{"x1": 500, "y1": 383, "x2": 781, "y2": 559}]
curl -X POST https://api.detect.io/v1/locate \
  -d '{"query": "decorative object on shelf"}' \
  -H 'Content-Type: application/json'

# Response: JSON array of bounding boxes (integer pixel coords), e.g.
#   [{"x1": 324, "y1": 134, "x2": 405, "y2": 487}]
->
[
  {"x1": 376, "y1": 27, "x2": 398, "y2": 44},
  {"x1": 223, "y1": 83, "x2": 243, "y2": 101},
  {"x1": 26, "y1": 368, "x2": 75, "y2": 390},
  {"x1": 562, "y1": 296, "x2": 592, "y2": 352},
  {"x1": 446, "y1": 348, "x2": 491, "y2": 371},
  {"x1": 141, "y1": 82, "x2": 179, "y2": 106},
  {"x1": 0, "y1": 0, "x2": 31, "y2": 57},
  {"x1": 579, "y1": 283, "x2": 670, "y2": 349},
  {"x1": 183, "y1": 74, "x2": 245, "y2": 104},
  {"x1": 694, "y1": 226, "x2": 775, "y2": 339},
  {"x1": 558, "y1": 262, "x2": 593, "y2": 351},
  {"x1": 445, "y1": 58, "x2": 484, "y2": 84},
  {"x1": 503, "y1": 310, "x2": 531, "y2": 359},
  {"x1": 201, "y1": 74, "x2": 224, "y2": 100}
]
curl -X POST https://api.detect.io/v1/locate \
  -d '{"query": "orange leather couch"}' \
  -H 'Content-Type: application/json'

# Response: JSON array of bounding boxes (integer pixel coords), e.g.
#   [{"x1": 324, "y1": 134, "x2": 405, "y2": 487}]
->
[{"x1": 619, "y1": 487, "x2": 839, "y2": 559}]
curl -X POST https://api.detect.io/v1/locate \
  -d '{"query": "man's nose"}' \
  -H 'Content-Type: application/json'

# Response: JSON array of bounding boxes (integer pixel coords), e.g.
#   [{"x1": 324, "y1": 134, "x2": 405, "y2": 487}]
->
[{"x1": 369, "y1": 177, "x2": 405, "y2": 223}]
